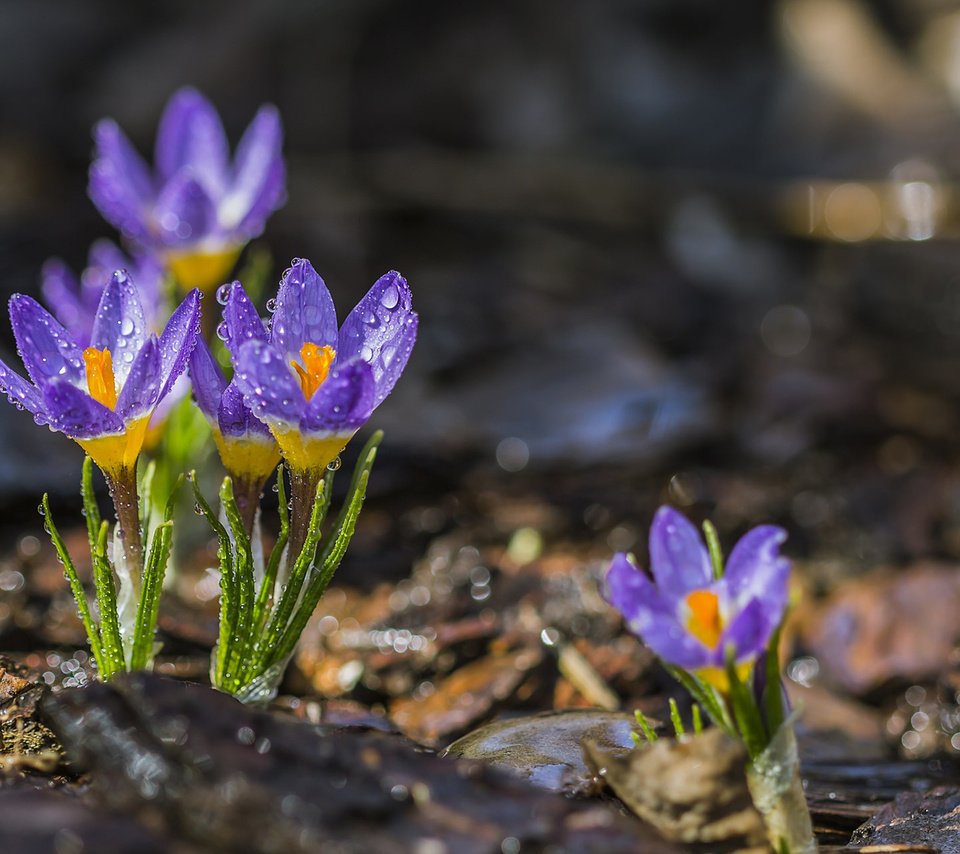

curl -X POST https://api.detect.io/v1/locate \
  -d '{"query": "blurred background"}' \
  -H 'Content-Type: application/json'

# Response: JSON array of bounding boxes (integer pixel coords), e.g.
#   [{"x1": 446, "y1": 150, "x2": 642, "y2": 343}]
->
[{"x1": 4, "y1": 0, "x2": 960, "y2": 581}]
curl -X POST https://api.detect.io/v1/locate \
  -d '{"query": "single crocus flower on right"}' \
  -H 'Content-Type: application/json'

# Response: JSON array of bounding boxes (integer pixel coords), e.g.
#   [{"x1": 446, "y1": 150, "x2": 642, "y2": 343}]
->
[{"x1": 606, "y1": 505, "x2": 790, "y2": 691}]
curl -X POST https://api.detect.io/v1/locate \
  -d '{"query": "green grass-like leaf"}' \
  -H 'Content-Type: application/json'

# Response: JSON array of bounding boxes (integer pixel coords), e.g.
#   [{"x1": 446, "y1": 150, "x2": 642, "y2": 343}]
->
[
  {"x1": 129, "y1": 476, "x2": 180, "y2": 670},
  {"x1": 669, "y1": 697, "x2": 686, "y2": 737},
  {"x1": 633, "y1": 709, "x2": 658, "y2": 745},
  {"x1": 41, "y1": 494, "x2": 105, "y2": 675},
  {"x1": 702, "y1": 520, "x2": 724, "y2": 581},
  {"x1": 91, "y1": 520, "x2": 125, "y2": 676},
  {"x1": 725, "y1": 648, "x2": 767, "y2": 760}
]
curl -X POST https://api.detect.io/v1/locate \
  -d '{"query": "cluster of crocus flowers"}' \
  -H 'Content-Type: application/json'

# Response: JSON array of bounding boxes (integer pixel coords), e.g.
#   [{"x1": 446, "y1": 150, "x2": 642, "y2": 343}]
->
[
  {"x1": 0, "y1": 270, "x2": 199, "y2": 677},
  {"x1": 607, "y1": 506, "x2": 790, "y2": 694},
  {"x1": 89, "y1": 87, "x2": 285, "y2": 292}
]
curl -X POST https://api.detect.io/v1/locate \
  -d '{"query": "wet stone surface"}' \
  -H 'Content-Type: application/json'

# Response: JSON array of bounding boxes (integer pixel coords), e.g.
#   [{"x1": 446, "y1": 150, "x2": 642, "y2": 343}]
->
[
  {"x1": 40, "y1": 673, "x2": 681, "y2": 853},
  {"x1": 850, "y1": 786, "x2": 960, "y2": 853},
  {"x1": 442, "y1": 709, "x2": 639, "y2": 795}
]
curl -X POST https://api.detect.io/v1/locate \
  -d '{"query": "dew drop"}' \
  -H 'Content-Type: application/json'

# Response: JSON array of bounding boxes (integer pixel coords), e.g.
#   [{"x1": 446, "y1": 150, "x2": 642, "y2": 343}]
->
[
  {"x1": 327, "y1": 457, "x2": 342, "y2": 472},
  {"x1": 216, "y1": 321, "x2": 230, "y2": 342},
  {"x1": 216, "y1": 284, "x2": 232, "y2": 305},
  {"x1": 120, "y1": 317, "x2": 134, "y2": 336},
  {"x1": 380, "y1": 283, "x2": 400, "y2": 309},
  {"x1": 266, "y1": 298, "x2": 277, "y2": 313}
]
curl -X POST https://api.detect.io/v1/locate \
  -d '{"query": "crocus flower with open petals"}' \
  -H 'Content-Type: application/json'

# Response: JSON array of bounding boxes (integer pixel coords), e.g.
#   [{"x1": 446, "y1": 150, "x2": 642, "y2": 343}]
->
[
  {"x1": 41, "y1": 240, "x2": 164, "y2": 347},
  {"x1": 225, "y1": 258, "x2": 417, "y2": 475},
  {"x1": 89, "y1": 87, "x2": 285, "y2": 291},
  {"x1": 606, "y1": 506, "x2": 789, "y2": 689},
  {"x1": 0, "y1": 271, "x2": 200, "y2": 477}
]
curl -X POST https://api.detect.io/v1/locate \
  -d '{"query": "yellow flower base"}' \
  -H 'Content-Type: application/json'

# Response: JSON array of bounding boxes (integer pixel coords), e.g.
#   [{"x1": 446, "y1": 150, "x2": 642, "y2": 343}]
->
[
  {"x1": 76, "y1": 416, "x2": 150, "y2": 476},
  {"x1": 166, "y1": 246, "x2": 242, "y2": 292},
  {"x1": 213, "y1": 431, "x2": 282, "y2": 481}
]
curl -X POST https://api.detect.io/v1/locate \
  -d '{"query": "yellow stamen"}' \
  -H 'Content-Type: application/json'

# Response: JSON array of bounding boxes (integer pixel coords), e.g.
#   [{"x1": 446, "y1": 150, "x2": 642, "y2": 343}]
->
[
  {"x1": 291, "y1": 343, "x2": 336, "y2": 400},
  {"x1": 684, "y1": 589, "x2": 723, "y2": 650},
  {"x1": 83, "y1": 347, "x2": 118, "y2": 410}
]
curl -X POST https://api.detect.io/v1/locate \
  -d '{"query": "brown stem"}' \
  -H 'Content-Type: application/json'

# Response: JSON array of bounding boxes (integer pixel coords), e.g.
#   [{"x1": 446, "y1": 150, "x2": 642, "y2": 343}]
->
[
  {"x1": 287, "y1": 467, "x2": 322, "y2": 564},
  {"x1": 232, "y1": 474, "x2": 266, "y2": 540},
  {"x1": 105, "y1": 466, "x2": 143, "y2": 596}
]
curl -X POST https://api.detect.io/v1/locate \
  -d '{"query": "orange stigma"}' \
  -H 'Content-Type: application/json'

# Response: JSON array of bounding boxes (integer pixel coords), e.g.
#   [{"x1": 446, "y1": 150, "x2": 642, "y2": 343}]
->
[
  {"x1": 83, "y1": 347, "x2": 118, "y2": 410},
  {"x1": 684, "y1": 589, "x2": 723, "y2": 650},
  {"x1": 291, "y1": 343, "x2": 336, "y2": 400}
]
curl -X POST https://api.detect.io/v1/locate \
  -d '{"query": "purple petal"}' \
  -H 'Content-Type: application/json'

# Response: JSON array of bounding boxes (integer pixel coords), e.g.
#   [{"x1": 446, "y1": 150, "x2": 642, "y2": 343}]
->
[
  {"x1": 0, "y1": 357, "x2": 47, "y2": 423},
  {"x1": 223, "y1": 281, "x2": 268, "y2": 355},
  {"x1": 115, "y1": 337, "x2": 161, "y2": 420},
  {"x1": 153, "y1": 174, "x2": 217, "y2": 247},
  {"x1": 606, "y1": 555, "x2": 708, "y2": 668},
  {"x1": 9, "y1": 295, "x2": 84, "y2": 387},
  {"x1": 233, "y1": 339, "x2": 304, "y2": 426},
  {"x1": 155, "y1": 87, "x2": 229, "y2": 193},
  {"x1": 724, "y1": 525, "x2": 790, "y2": 610},
  {"x1": 40, "y1": 259, "x2": 89, "y2": 344},
  {"x1": 157, "y1": 289, "x2": 201, "y2": 400},
  {"x1": 271, "y1": 259, "x2": 338, "y2": 356},
  {"x1": 217, "y1": 381, "x2": 271, "y2": 439},
  {"x1": 89, "y1": 271, "x2": 147, "y2": 384},
  {"x1": 188, "y1": 335, "x2": 227, "y2": 423},
  {"x1": 715, "y1": 598, "x2": 776, "y2": 667},
  {"x1": 42, "y1": 381, "x2": 123, "y2": 439},
  {"x1": 88, "y1": 119, "x2": 153, "y2": 241},
  {"x1": 300, "y1": 359, "x2": 376, "y2": 433},
  {"x1": 648, "y1": 506, "x2": 713, "y2": 597},
  {"x1": 224, "y1": 104, "x2": 285, "y2": 235},
  {"x1": 338, "y1": 271, "x2": 417, "y2": 408},
  {"x1": 86, "y1": 239, "x2": 130, "y2": 274}
]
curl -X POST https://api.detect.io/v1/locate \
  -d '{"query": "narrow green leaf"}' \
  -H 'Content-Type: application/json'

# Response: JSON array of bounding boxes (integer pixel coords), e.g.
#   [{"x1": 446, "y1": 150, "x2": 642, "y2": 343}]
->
[
  {"x1": 633, "y1": 709, "x2": 658, "y2": 744},
  {"x1": 266, "y1": 433, "x2": 382, "y2": 672},
  {"x1": 252, "y1": 468, "x2": 290, "y2": 636},
  {"x1": 702, "y1": 520, "x2": 724, "y2": 580},
  {"x1": 220, "y1": 477, "x2": 256, "y2": 689},
  {"x1": 669, "y1": 697, "x2": 686, "y2": 737},
  {"x1": 41, "y1": 494, "x2": 105, "y2": 674},
  {"x1": 129, "y1": 475, "x2": 180, "y2": 670},
  {"x1": 764, "y1": 623, "x2": 786, "y2": 740},
  {"x1": 191, "y1": 473, "x2": 236, "y2": 687},
  {"x1": 255, "y1": 473, "x2": 330, "y2": 670},
  {"x1": 664, "y1": 664, "x2": 735, "y2": 738},
  {"x1": 81, "y1": 456, "x2": 101, "y2": 557},
  {"x1": 91, "y1": 520, "x2": 125, "y2": 676},
  {"x1": 725, "y1": 648, "x2": 766, "y2": 760},
  {"x1": 138, "y1": 459, "x2": 157, "y2": 547}
]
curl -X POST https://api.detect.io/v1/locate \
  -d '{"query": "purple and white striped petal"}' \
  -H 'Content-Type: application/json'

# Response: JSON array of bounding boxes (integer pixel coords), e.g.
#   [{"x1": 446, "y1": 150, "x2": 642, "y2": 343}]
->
[
  {"x1": 153, "y1": 174, "x2": 218, "y2": 247},
  {"x1": 270, "y1": 259, "x2": 338, "y2": 357},
  {"x1": 89, "y1": 271, "x2": 147, "y2": 384},
  {"x1": 0, "y1": 357, "x2": 47, "y2": 423},
  {"x1": 300, "y1": 359, "x2": 376, "y2": 433},
  {"x1": 42, "y1": 381, "x2": 124, "y2": 439},
  {"x1": 648, "y1": 506, "x2": 713, "y2": 597},
  {"x1": 9, "y1": 296, "x2": 84, "y2": 387},
  {"x1": 188, "y1": 335, "x2": 227, "y2": 424},
  {"x1": 223, "y1": 281, "x2": 268, "y2": 352},
  {"x1": 223, "y1": 104, "x2": 285, "y2": 235},
  {"x1": 88, "y1": 120, "x2": 154, "y2": 242},
  {"x1": 155, "y1": 88, "x2": 230, "y2": 194},
  {"x1": 115, "y1": 337, "x2": 161, "y2": 420},
  {"x1": 233, "y1": 339, "x2": 304, "y2": 426},
  {"x1": 724, "y1": 525, "x2": 790, "y2": 611},
  {"x1": 156, "y1": 289, "x2": 201, "y2": 400},
  {"x1": 338, "y1": 271, "x2": 418, "y2": 408}
]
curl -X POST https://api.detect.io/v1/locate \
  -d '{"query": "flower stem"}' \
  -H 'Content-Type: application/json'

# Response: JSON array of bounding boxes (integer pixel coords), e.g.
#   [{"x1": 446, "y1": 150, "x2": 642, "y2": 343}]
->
[
  {"x1": 232, "y1": 474, "x2": 266, "y2": 539},
  {"x1": 288, "y1": 467, "x2": 322, "y2": 563},
  {"x1": 105, "y1": 466, "x2": 143, "y2": 593}
]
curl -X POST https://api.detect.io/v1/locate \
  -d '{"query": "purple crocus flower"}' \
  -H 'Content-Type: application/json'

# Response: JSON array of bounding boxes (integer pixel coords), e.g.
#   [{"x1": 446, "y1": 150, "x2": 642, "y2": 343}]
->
[
  {"x1": 189, "y1": 335, "x2": 279, "y2": 483},
  {"x1": 89, "y1": 87, "x2": 285, "y2": 292},
  {"x1": 41, "y1": 240, "x2": 164, "y2": 347},
  {"x1": 0, "y1": 271, "x2": 200, "y2": 477},
  {"x1": 606, "y1": 506, "x2": 790, "y2": 690},
  {"x1": 224, "y1": 258, "x2": 417, "y2": 474}
]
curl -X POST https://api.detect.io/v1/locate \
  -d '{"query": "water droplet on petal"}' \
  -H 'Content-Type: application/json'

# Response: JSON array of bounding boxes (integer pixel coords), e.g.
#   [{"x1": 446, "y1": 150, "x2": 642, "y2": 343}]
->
[
  {"x1": 217, "y1": 321, "x2": 230, "y2": 342},
  {"x1": 216, "y1": 284, "x2": 231, "y2": 305},
  {"x1": 380, "y1": 283, "x2": 400, "y2": 309},
  {"x1": 120, "y1": 318, "x2": 134, "y2": 336},
  {"x1": 327, "y1": 457, "x2": 342, "y2": 472}
]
